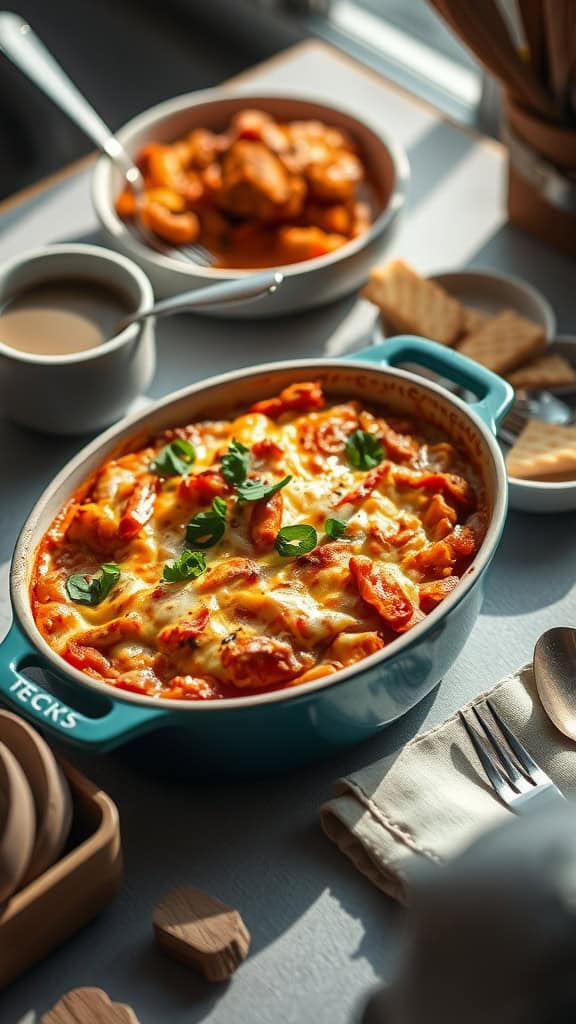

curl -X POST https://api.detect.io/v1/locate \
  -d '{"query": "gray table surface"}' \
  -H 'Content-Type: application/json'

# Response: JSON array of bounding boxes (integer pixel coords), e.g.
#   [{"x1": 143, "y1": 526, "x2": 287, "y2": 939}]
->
[{"x1": 1, "y1": 40, "x2": 576, "y2": 1024}]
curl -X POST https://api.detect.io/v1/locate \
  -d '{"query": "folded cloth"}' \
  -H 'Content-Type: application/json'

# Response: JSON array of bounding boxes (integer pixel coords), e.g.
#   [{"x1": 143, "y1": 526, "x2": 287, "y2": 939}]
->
[{"x1": 321, "y1": 664, "x2": 576, "y2": 903}]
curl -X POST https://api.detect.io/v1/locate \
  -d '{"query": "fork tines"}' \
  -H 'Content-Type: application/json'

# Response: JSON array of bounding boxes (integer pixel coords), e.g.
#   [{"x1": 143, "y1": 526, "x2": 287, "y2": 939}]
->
[{"x1": 459, "y1": 701, "x2": 548, "y2": 808}]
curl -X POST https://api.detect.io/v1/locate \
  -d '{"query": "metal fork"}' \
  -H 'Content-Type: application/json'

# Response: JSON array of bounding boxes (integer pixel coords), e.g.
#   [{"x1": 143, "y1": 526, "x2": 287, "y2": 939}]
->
[
  {"x1": 0, "y1": 14, "x2": 216, "y2": 267},
  {"x1": 498, "y1": 389, "x2": 575, "y2": 446},
  {"x1": 459, "y1": 699, "x2": 565, "y2": 814}
]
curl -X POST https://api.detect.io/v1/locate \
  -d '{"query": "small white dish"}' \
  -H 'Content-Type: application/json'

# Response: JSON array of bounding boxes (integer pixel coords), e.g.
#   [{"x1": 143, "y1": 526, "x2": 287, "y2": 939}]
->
[
  {"x1": 374, "y1": 267, "x2": 556, "y2": 343},
  {"x1": 0, "y1": 244, "x2": 155, "y2": 435},
  {"x1": 506, "y1": 334, "x2": 576, "y2": 514}
]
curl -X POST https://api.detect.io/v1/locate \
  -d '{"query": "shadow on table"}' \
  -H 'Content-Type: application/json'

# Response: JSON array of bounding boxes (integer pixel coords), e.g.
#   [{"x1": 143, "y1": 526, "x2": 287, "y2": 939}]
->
[
  {"x1": 481, "y1": 509, "x2": 576, "y2": 616},
  {"x1": 1, "y1": 674, "x2": 439, "y2": 1021}
]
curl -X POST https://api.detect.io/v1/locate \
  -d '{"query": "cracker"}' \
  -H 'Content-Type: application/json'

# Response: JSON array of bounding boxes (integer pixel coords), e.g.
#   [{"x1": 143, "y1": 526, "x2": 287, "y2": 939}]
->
[
  {"x1": 462, "y1": 305, "x2": 490, "y2": 335},
  {"x1": 505, "y1": 418, "x2": 576, "y2": 479},
  {"x1": 507, "y1": 352, "x2": 576, "y2": 389},
  {"x1": 362, "y1": 259, "x2": 464, "y2": 346},
  {"x1": 458, "y1": 309, "x2": 545, "y2": 374}
]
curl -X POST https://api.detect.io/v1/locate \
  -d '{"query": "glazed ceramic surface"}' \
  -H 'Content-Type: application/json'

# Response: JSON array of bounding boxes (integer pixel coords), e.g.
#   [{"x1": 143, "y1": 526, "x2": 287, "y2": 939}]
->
[
  {"x1": 92, "y1": 91, "x2": 408, "y2": 317},
  {"x1": 0, "y1": 244, "x2": 155, "y2": 434},
  {"x1": 0, "y1": 338, "x2": 512, "y2": 771}
]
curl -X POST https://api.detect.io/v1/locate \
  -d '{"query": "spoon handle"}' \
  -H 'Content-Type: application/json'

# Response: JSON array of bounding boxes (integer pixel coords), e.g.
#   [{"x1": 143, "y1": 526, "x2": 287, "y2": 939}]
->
[
  {"x1": 0, "y1": 13, "x2": 137, "y2": 180},
  {"x1": 120, "y1": 272, "x2": 284, "y2": 328}
]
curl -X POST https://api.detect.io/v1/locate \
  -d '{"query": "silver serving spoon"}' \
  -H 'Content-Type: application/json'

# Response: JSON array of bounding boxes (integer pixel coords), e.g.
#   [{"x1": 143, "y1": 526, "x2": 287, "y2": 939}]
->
[
  {"x1": 0, "y1": 14, "x2": 212, "y2": 265},
  {"x1": 533, "y1": 627, "x2": 576, "y2": 741},
  {"x1": 114, "y1": 271, "x2": 283, "y2": 334}
]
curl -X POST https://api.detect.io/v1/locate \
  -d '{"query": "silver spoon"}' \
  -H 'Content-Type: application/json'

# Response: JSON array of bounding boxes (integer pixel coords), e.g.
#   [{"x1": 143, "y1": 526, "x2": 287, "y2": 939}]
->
[
  {"x1": 114, "y1": 271, "x2": 283, "y2": 334},
  {"x1": 0, "y1": 14, "x2": 212, "y2": 266},
  {"x1": 533, "y1": 627, "x2": 576, "y2": 741}
]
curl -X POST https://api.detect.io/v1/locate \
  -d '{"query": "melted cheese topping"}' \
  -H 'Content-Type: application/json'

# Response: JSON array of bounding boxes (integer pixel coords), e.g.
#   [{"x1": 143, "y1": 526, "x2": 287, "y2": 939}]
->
[{"x1": 31, "y1": 383, "x2": 485, "y2": 700}]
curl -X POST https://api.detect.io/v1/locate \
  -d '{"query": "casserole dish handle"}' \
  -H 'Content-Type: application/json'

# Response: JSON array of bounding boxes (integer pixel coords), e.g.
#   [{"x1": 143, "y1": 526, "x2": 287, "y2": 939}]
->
[
  {"x1": 0, "y1": 621, "x2": 168, "y2": 751},
  {"x1": 354, "y1": 336, "x2": 514, "y2": 431}
]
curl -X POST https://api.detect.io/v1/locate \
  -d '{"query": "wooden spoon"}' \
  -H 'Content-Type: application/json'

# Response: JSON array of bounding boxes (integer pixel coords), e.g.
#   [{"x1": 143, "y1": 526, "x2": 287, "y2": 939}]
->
[
  {"x1": 430, "y1": 0, "x2": 559, "y2": 119},
  {"x1": 0, "y1": 712, "x2": 73, "y2": 885},
  {"x1": 41, "y1": 988, "x2": 140, "y2": 1024},
  {"x1": 0, "y1": 741, "x2": 36, "y2": 903}
]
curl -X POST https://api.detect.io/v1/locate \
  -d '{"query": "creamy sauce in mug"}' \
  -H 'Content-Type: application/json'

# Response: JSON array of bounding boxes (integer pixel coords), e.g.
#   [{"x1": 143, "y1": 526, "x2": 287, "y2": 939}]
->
[{"x1": 0, "y1": 280, "x2": 132, "y2": 355}]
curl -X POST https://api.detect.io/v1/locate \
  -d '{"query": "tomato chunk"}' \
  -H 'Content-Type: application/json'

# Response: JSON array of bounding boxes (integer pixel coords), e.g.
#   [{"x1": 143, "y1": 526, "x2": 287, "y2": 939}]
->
[
  {"x1": 349, "y1": 556, "x2": 418, "y2": 633},
  {"x1": 158, "y1": 606, "x2": 210, "y2": 647},
  {"x1": 250, "y1": 381, "x2": 325, "y2": 418},
  {"x1": 335, "y1": 462, "x2": 390, "y2": 507},
  {"x1": 419, "y1": 575, "x2": 459, "y2": 612},
  {"x1": 119, "y1": 475, "x2": 159, "y2": 540},
  {"x1": 196, "y1": 558, "x2": 259, "y2": 592},
  {"x1": 178, "y1": 470, "x2": 229, "y2": 502},
  {"x1": 250, "y1": 491, "x2": 283, "y2": 552},
  {"x1": 221, "y1": 634, "x2": 312, "y2": 688}
]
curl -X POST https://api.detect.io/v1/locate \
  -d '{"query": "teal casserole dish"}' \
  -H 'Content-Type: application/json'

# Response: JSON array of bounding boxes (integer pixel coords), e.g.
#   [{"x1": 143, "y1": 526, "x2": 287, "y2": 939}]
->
[{"x1": 0, "y1": 338, "x2": 512, "y2": 773}]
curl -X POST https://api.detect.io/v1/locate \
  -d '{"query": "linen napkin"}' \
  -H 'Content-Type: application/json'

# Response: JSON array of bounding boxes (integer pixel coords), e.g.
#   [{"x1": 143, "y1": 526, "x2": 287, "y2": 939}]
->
[{"x1": 321, "y1": 664, "x2": 576, "y2": 903}]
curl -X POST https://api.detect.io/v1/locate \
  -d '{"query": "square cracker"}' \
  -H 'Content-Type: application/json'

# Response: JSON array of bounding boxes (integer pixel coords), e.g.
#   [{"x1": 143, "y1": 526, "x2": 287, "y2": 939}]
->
[
  {"x1": 362, "y1": 259, "x2": 464, "y2": 346},
  {"x1": 507, "y1": 352, "x2": 576, "y2": 389},
  {"x1": 505, "y1": 418, "x2": 576, "y2": 479},
  {"x1": 462, "y1": 306, "x2": 490, "y2": 335},
  {"x1": 458, "y1": 309, "x2": 545, "y2": 374}
]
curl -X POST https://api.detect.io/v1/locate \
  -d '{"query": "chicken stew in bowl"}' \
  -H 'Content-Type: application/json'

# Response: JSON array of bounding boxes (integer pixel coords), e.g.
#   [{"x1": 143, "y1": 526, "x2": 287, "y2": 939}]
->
[{"x1": 115, "y1": 109, "x2": 376, "y2": 268}]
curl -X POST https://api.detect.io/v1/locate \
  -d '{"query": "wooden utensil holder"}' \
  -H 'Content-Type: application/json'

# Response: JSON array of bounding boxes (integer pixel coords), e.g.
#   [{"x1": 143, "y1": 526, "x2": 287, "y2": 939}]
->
[
  {"x1": 0, "y1": 757, "x2": 122, "y2": 989},
  {"x1": 504, "y1": 95, "x2": 576, "y2": 258}
]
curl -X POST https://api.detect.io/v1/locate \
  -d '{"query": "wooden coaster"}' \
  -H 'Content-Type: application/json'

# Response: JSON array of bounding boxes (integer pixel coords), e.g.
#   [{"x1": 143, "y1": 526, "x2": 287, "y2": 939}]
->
[
  {"x1": 153, "y1": 886, "x2": 250, "y2": 982},
  {"x1": 41, "y1": 987, "x2": 140, "y2": 1023}
]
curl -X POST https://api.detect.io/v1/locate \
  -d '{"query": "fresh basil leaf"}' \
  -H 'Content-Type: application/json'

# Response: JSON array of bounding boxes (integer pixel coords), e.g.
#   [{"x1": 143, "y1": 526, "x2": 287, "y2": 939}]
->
[
  {"x1": 185, "y1": 497, "x2": 227, "y2": 549},
  {"x1": 163, "y1": 549, "x2": 207, "y2": 582},
  {"x1": 275, "y1": 523, "x2": 318, "y2": 557},
  {"x1": 325, "y1": 517, "x2": 347, "y2": 540},
  {"x1": 221, "y1": 438, "x2": 250, "y2": 487},
  {"x1": 151, "y1": 438, "x2": 196, "y2": 477},
  {"x1": 66, "y1": 562, "x2": 121, "y2": 605},
  {"x1": 212, "y1": 495, "x2": 227, "y2": 518},
  {"x1": 345, "y1": 430, "x2": 383, "y2": 471},
  {"x1": 236, "y1": 475, "x2": 292, "y2": 503}
]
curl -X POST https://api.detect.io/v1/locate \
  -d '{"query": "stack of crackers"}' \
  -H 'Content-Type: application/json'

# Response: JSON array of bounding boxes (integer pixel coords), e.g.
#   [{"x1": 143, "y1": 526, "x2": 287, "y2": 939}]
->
[{"x1": 363, "y1": 259, "x2": 576, "y2": 482}]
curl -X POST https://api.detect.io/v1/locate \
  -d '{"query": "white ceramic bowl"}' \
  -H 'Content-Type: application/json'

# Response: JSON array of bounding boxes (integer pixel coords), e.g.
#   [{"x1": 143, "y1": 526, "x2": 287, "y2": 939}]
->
[
  {"x1": 507, "y1": 334, "x2": 576, "y2": 514},
  {"x1": 92, "y1": 90, "x2": 409, "y2": 318},
  {"x1": 0, "y1": 244, "x2": 155, "y2": 435}
]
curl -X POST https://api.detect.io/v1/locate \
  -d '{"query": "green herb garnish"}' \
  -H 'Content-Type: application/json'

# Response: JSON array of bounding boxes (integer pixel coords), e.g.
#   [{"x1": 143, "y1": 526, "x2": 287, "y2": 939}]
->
[
  {"x1": 345, "y1": 430, "x2": 384, "y2": 471},
  {"x1": 221, "y1": 439, "x2": 250, "y2": 487},
  {"x1": 66, "y1": 563, "x2": 121, "y2": 606},
  {"x1": 163, "y1": 549, "x2": 207, "y2": 582},
  {"x1": 275, "y1": 524, "x2": 318, "y2": 557},
  {"x1": 151, "y1": 439, "x2": 196, "y2": 477},
  {"x1": 236, "y1": 475, "x2": 292, "y2": 503},
  {"x1": 325, "y1": 517, "x2": 347, "y2": 540},
  {"x1": 185, "y1": 496, "x2": 227, "y2": 549}
]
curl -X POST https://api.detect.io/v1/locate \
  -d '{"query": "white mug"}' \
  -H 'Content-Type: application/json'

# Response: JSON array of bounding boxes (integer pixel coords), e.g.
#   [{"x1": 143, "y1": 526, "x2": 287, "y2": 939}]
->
[{"x1": 0, "y1": 243, "x2": 155, "y2": 434}]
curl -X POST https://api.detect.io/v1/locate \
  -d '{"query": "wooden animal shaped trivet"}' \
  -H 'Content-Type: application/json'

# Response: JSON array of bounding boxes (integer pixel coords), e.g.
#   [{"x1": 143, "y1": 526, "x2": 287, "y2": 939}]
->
[
  {"x1": 41, "y1": 987, "x2": 140, "y2": 1024},
  {"x1": 153, "y1": 886, "x2": 250, "y2": 982}
]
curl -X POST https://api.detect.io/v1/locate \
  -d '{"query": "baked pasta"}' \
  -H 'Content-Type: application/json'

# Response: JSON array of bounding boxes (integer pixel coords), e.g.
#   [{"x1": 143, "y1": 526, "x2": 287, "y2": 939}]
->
[{"x1": 31, "y1": 382, "x2": 486, "y2": 701}]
